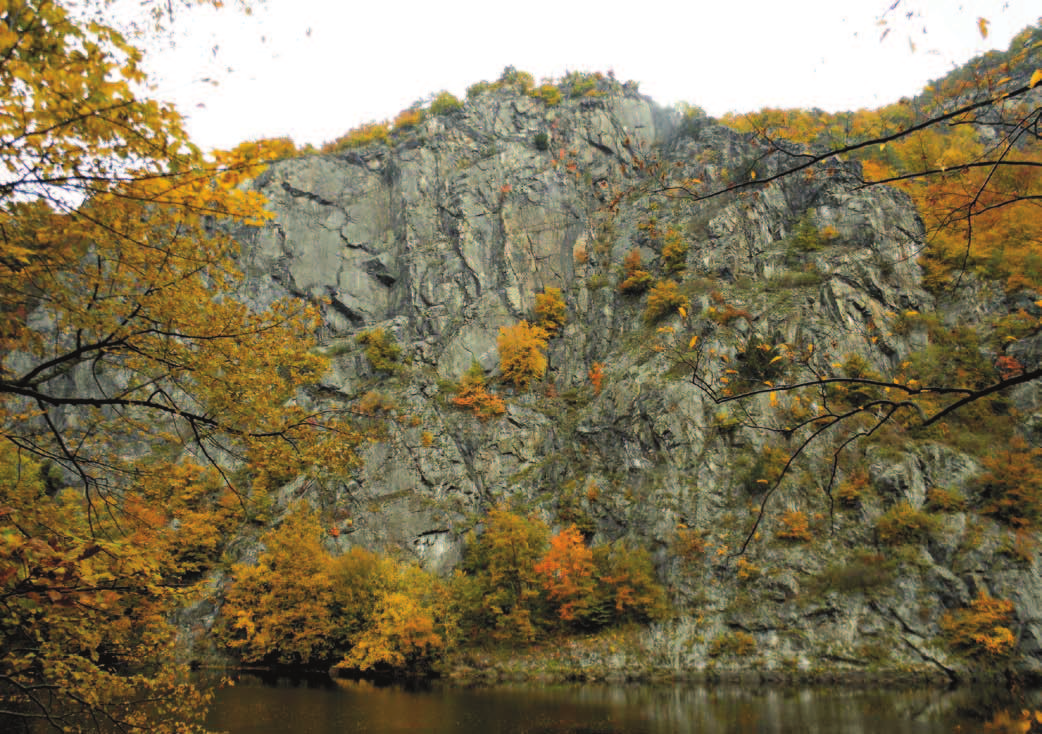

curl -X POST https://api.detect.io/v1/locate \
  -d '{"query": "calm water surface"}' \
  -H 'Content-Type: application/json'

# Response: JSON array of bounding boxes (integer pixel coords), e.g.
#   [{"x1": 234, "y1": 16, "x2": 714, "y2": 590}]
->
[{"x1": 203, "y1": 673, "x2": 1035, "y2": 733}]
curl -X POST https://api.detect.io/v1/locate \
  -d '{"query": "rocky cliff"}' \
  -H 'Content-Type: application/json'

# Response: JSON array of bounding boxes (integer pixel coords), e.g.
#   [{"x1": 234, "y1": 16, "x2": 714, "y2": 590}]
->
[{"x1": 215, "y1": 76, "x2": 1042, "y2": 681}]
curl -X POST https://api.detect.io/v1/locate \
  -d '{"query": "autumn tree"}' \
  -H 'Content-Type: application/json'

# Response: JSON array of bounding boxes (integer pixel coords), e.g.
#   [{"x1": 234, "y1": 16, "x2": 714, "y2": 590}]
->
[
  {"x1": 218, "y1": 505, "x2": 456, "y2": 674},
  {"x1": 452, "y1": 361, "x2": 506, "y2": 419},
  {"x1": 217, "y1": 508, "x2": 343, "y2": 665},
  {"x1": 498, "y1": 320, "x2": 550, "y2": 389},
  {"x1": 533, "y1": 524, "x2": 597, "y2": 622},
  {"x1": 534, "y1": 286, "x2": 567, "y2": 334},
  {"x1": 462, "y1": 505, "x2": 549, "y2": 642},
  {"x1": 0, "y1": 0, "x2": 358, "y2": 730}
]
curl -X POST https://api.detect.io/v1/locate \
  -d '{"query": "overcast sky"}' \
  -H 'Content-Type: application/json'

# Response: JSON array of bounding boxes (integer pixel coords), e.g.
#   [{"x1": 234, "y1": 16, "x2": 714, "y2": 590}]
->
[{"x1": 142, "y1": 0, "x2": 1041, "y2": 151}]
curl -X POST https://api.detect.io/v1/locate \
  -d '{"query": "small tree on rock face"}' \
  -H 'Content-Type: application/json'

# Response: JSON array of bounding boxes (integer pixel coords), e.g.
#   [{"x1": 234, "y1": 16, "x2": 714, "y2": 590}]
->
[
  {"x1": 619, "y1": 248, "x2": 653, "y2": 293},
  {"x1": 452, "y1": 361, "x2": 506, "y2": 419},
  {"x1": 534, "y1": 287, "x2": 567, "y2": 334},
  {"x1": 498, "y1": 320, "x2": 550, "y2": 389},
  {"x1": 644, "y1": 280, "x2": 688, "y2": 323},
  {"x1": 941, "y1": 591, "x2": 1017, "y2": 660}
]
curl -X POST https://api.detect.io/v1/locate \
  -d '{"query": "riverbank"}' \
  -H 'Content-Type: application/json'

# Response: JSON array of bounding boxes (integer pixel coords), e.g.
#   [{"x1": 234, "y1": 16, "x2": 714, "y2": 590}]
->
[{"x1": 436, "y1": 630, "x2": 955, "y2": 687}]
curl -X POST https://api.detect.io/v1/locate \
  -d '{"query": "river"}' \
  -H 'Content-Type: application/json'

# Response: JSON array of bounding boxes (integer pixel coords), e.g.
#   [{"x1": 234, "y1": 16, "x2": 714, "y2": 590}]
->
[{"x1": 202, "y1": 673, "x2": 1037, "y2": 733}]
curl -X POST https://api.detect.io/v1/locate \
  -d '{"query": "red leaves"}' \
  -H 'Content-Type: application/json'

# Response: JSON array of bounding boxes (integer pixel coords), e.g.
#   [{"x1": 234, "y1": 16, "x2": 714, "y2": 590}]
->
[{"x1": 996, "y1": 354, "x2": 1025, "y2": 379}]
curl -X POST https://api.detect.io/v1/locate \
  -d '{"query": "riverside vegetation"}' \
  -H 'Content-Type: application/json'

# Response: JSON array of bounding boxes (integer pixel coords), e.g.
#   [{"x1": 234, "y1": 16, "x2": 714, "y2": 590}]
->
[{"x1": 4, "y1": 3, "x2": 1042, "y2": 732}]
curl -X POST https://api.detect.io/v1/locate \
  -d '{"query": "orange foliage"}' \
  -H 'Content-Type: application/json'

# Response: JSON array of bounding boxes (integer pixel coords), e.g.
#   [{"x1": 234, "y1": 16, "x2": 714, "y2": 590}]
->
[
  {"x1": 588, "y1": 361, "x2": 605, "y2": 395},
  {"x1": 534, "y1": 525, "x2": 597, "y2": 621},
  {"x1": 975, "y1": 437, "x2": 1042, "y2": 527},
  {"x1": 941, "y1": 591, "x2": 1017, "y2": 659},
  {"x1": 452, "y1": 362, "x2": 506, "y2": 419},
  {"x1": 775, "y1": 510, "x2": 813, "y2": 542},
  {"x1": 837, "y1": 469, "x2": 870, "y2": 506},
  {"x1": 618, "y1": 248, "x2": 653, "y2": 293}
]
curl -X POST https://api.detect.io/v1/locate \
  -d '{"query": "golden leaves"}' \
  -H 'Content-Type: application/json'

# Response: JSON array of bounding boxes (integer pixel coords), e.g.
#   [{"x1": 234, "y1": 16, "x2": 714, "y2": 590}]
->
[
  {"x1": 1031, "y1": 69, "x2": 1042, "y2": 89},
  {"x1": 498, "y1": 320, "x2": 549, "y2": 389}
]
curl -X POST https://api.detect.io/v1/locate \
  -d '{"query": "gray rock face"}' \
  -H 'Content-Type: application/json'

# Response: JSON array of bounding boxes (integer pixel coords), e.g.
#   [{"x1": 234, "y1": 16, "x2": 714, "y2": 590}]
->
[{"x1": 223, "y1": 84, "x2": 1040, "y2": 679}]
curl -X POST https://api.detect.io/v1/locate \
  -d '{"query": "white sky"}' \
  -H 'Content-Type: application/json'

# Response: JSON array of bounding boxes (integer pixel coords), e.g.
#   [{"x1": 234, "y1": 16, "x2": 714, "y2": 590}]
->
[{"x1": 143, "y1": 0, "x2": 1042, "y2": 151}]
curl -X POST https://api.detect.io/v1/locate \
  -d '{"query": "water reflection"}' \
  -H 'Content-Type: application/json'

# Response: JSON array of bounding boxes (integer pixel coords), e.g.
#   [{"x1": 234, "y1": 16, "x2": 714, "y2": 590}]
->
[{"x1": 203, "y1": 673, "x2": 1038, "y2": 734}]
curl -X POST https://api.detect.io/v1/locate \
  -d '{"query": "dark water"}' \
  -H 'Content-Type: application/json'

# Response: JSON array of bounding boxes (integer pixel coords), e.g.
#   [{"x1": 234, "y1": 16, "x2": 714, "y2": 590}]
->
[{"x1": 202, "y1": 673, "x2": 1039, "y2": 733}]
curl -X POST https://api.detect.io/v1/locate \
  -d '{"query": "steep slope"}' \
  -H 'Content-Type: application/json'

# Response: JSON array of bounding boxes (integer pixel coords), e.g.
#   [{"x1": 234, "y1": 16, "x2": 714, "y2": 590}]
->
[{"x1": 218, "y1": 75, "x2": 1042, "y2": 680}]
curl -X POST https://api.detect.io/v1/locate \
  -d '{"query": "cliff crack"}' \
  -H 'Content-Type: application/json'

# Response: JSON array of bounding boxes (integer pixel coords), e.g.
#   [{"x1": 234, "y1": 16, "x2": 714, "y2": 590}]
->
[{"x1": 281, "y1": 181, "x2": 338, "y2": 208}]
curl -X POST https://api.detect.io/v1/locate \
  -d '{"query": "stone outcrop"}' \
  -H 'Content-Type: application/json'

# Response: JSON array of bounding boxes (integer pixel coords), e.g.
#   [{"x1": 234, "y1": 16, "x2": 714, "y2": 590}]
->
[{"x1": 214, "y1": 80, "x2": 1041, "y2": 681}]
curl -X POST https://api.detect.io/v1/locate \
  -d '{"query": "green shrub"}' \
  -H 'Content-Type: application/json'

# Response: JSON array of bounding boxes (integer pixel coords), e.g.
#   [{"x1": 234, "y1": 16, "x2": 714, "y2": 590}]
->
[
  {"x1": 562, "y1": 71, "x2": 602, "y2": 98},
  {"x1": 875, "y1": 502, "x2": 940, "y2": 545},
  {"x1": 497, "y1": 66, "x2": 534, "y2": 93},
  {"x1": 466, "y1": 80, "x2": 491, "y2": 98},
  {"x1": 737, "y1": 335, "x2": 789, "y2": 385},
  {"x1": 813, "y1": 551, "x2": 895, "y2": 593},
  {"x1": 785, "y1": 213, "x2": 831, "y2": 256},
  {"x1": 355, "y1": 328, "x2": 403, "y2": 372},
  {"x1": 430, "y1": 90, "x2": 463, "y2": 115},
  {"x1": 533, "y1": 132, "x2": 550, "y2": 151},
  {"x1": 709, "y1": 630, "x2": 756, "y2": 657}
]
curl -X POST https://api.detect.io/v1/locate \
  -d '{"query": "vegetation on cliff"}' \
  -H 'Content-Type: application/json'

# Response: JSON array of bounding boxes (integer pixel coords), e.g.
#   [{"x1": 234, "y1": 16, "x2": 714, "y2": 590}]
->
[{"x1": 3, "y1": 1, "x2": 1042, "y2": 730}]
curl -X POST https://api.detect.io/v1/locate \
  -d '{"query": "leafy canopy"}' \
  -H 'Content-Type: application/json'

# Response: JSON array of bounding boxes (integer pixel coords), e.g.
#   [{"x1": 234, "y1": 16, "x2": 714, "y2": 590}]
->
[{"x1": 0, "y1": 0, "x2": 358, "y2": 730}]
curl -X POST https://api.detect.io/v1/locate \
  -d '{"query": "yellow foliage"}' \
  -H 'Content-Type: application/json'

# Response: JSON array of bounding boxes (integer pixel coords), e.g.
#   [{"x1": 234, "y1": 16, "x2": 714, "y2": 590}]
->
[
  {"x1": 534, "y1": 286, "x2": 567, "y2": 333},
  {"x1": 875, "y1": 502, "x2": 940, "y2": 545},
  {"x1": 775, "y1": 510, "x2": 813, "y2": 542},
  {"x1": 661, "y1": 227, "x2": 690, "y2": 271},
  {"x1": 618, "y1": 248, "x2": 652, "y2": 293},
  {"x1": 0, "y1": 0, "x2": 361, "y2": 728},
  {"x1": 0, "y1": 446, "x2": 214, "y2": 732},
  {"x1": 941, "y1": 591, "x2": 1017, "y2": 660},
  {"x1": 644, "y1": 280, "x2": 689, "y2": 323},
  {"x1": 338, "y1": 586, "x2": 450, "y2": 673},
  {"x1": 709, "y1": 630, "x2": 757, "y2": 657},
  {"x1": 498, "y1": 320, "x2": 549, "y2": 389},
  {"x1": 324, "y1": 121, "x2": 390, "y2": 152},
  {"x1": 392, "y1": 107, "x2": 425, "y2": 131}
]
